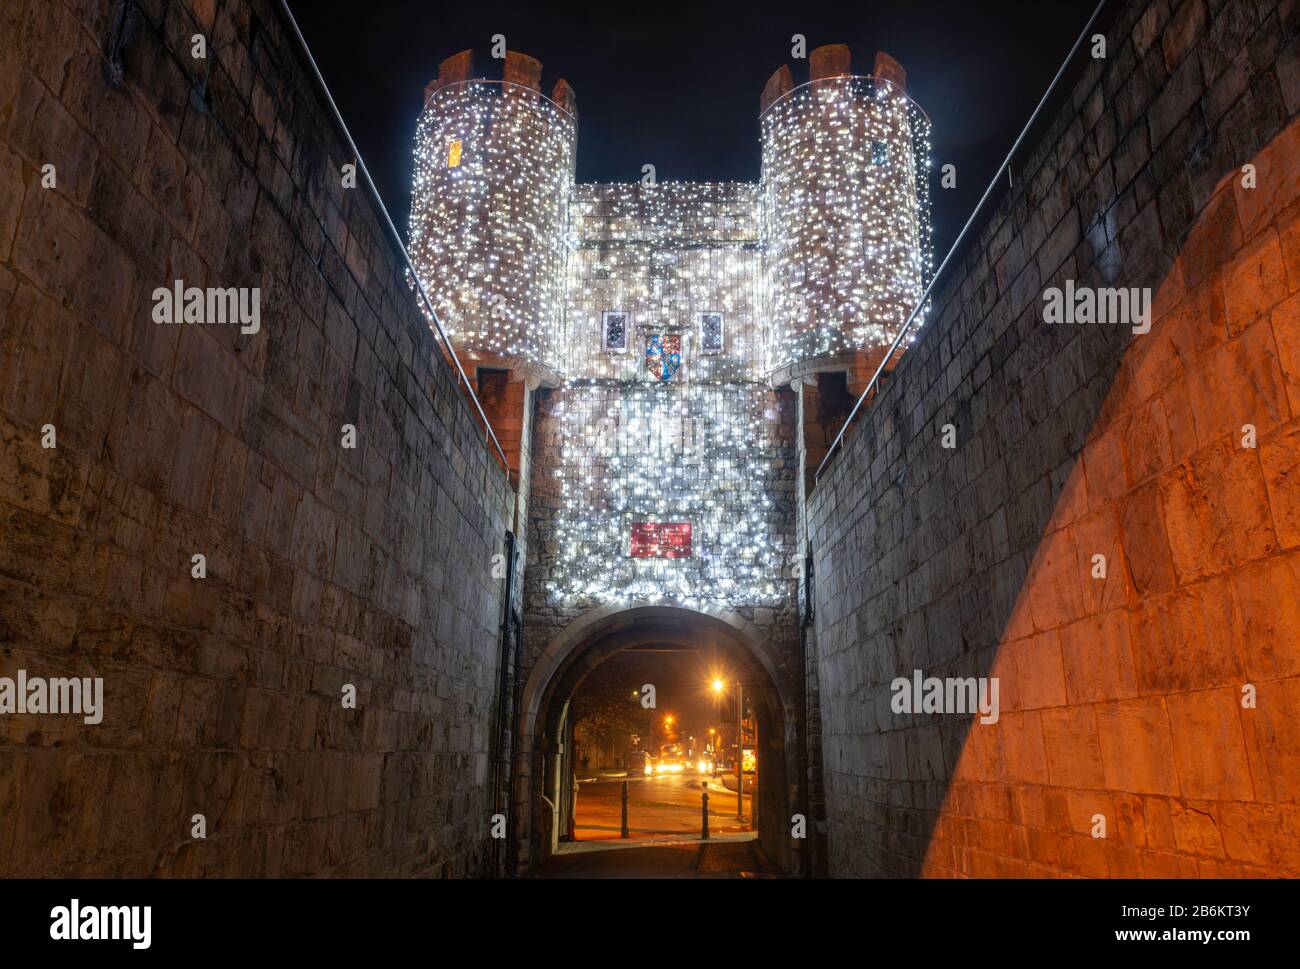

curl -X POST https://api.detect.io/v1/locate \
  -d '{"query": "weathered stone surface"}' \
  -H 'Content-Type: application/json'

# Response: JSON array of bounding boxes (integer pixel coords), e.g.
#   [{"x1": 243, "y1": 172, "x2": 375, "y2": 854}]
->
[
  {"x1": 760, "y1": 65, "x2": 793, "y2": 114},
  {"x1": 806, "y1": 0, "x2": 1300, "y2": 878},
  {"x1": 809, "y1": 44, "x2": 851, "y2": 82},
  {"x1": 0, "y1": 0, "x2": 512, "y2": 877},
  {"x1": 503, "y1": 51, "x2": 543, "y2": 92}
]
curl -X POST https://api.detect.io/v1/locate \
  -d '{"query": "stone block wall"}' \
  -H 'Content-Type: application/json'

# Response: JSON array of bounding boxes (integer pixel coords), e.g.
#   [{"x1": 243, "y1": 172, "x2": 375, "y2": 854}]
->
[
  {"x1": 0, "y1": 0, "x2": 513, "y2": 876},
  {"x1": 806, "y1": 0, "x2": 1300, "y2": 877},
  {"x1": 523, "y1": 381, "x2": 800, "y2": 667},
  {"x1": 564, "y1": 183, "x2": 763, "y2": 382}
]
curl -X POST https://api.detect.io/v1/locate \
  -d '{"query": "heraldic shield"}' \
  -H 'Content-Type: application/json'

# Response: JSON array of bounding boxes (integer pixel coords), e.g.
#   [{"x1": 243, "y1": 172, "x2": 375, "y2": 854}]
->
[{"x1": 645, "y1": 333, "x2": 681, "y2": 381}]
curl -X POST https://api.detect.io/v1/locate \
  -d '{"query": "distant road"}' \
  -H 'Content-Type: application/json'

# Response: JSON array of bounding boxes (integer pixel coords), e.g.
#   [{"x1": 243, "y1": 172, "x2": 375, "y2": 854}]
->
[{"x1": 574, "y1": 772, "x2": 754, "y2": 840}]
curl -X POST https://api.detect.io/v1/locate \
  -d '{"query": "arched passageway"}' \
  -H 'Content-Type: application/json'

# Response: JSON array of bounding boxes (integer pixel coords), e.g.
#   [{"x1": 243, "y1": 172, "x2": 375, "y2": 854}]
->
[{"x1": 514, "y1": 605, "x2": 805, "y2": 875}]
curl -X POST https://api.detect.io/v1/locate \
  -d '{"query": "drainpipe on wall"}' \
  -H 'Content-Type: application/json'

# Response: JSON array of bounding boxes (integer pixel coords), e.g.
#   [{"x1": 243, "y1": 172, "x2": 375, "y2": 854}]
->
[
  {"x1": 490, "y1": 531, "x2": 517, "y2": 878},
  {"x1": 797, "y1": 548, "x2": 818, "y2": 877},
  {"x1": 505, "y1": 608, "x2": 524, "y2": 873},
  {"x1": 504, "y1": 383, "x2": 538, "y2": 875}
]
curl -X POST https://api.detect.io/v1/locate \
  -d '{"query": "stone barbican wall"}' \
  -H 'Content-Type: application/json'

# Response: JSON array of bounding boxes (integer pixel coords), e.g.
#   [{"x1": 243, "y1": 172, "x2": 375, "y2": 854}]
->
[
  {"x1": 0, "y1": 0, "x2": 513, "y2": 876},
  {"x1": 807, "y1": 0, "x2": 1300, "y2": 877}
]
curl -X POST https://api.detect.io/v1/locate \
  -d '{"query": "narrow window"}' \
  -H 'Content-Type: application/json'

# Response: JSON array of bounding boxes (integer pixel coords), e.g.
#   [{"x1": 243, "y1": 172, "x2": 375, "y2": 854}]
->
[
  {"x1": 602, "y1": 310, "x2": 629, "y2": 352},
  {"x1": 700, "y1": 312, "x2": 724, "y2": 353}
]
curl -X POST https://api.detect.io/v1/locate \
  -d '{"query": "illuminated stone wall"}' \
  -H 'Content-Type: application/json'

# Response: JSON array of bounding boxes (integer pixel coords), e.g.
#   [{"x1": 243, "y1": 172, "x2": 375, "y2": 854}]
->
[
  {"x1": 564, "y1": 183, "x2": 764, "y2": 382},
  {"x1": 409, "y1": 80, "x2": 576, "y2": 380},
  {"x1": 523, "y1": 381, "x2": 799, "y2": 660},
  {"x1": 807, "y1": 0, "x2": 1300, "y2": 877},
  {"x1": 0, "y1": 0, "x2": 515, "y2": 877},
  {"x1": 537, "y1": 382, "x2": 795, "y2": 608},
  {"x1": 530, "y1": 182, "x2": 798, "y2": 617},
  {"x1": 761, "y1": 75, "x2": 932, "y2": 376}
]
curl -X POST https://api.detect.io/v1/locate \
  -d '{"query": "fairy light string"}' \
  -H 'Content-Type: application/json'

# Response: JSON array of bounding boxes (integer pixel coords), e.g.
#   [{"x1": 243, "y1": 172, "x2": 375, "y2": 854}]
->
[{"x1": 409, "y1": 67, "x2": 931, "y2": 608}]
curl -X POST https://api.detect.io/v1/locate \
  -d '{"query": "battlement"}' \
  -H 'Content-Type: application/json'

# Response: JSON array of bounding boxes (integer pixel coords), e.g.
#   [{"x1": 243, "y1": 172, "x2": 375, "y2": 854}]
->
[
  {"x1": 424, "y1": 48, "x2": 578, "y2": 115},
  {"x1": 760, "y1": 45, "x2": 910, "y2": 114}
]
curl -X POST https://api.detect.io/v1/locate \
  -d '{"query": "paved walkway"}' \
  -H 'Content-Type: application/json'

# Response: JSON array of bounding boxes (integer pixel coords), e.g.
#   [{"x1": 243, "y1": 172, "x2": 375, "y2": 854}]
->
[{"x1": 535, "y1": 835, "x2": 774, "y2": 878}]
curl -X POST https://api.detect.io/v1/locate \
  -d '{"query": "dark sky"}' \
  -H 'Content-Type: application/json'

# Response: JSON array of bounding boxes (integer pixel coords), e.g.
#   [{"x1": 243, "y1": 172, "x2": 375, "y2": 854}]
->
[{"x1": 289, "y1": 0, "x2": 1104, "y2": 260}]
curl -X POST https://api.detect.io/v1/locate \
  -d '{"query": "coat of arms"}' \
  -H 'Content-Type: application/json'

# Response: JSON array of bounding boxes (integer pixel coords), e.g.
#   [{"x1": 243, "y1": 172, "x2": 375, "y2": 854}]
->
[{"x1": 645, "y1": 333, "x2": 681, "y2": 381}]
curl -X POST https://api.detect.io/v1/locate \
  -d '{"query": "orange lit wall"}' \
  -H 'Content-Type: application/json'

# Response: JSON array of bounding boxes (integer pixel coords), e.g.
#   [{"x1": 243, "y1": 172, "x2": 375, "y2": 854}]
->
[{"x1": 923, "y1": 122, "x2": 1300, "y2": 878}]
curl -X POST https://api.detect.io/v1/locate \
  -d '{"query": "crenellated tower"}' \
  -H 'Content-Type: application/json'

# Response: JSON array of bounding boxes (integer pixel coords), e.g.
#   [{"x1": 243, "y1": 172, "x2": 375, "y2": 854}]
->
[
  {"x1": 409, "y1": 49, "x2": 578, "y2": 389},
  {"x1": 759, "y1": 44, "x2": 932, "y2": 388}
]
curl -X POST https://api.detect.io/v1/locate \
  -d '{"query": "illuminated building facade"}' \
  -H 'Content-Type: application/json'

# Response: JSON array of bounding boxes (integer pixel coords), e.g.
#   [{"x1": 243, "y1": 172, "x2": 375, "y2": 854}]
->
[{"x1": 409, "y1": 44, "x2": 931, "y2": 617}]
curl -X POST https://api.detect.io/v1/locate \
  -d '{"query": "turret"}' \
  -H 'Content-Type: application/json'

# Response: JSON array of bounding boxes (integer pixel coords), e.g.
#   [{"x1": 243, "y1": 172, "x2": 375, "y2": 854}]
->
[
  {"x1": 760, "y1": 43, "x2": 932, "y2": 387},
  {"x1": 409, "y1": 48, "x2": 578, "y2": 387}
]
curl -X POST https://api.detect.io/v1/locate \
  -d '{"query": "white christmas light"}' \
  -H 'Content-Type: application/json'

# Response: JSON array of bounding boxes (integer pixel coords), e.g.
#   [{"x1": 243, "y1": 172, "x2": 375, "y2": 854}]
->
[
  {"x1": 410, "y1": 80, "x2": 576, "y2": 378},
  {"x1": 549, "y1": 382, "x2": 787, "y2": 606},
  {"x1": 408, "y1": 69, "x2": 931, "y2": 608},
  {"x1": 761, "y1": 75, "x2": 933, "y2": 370}
]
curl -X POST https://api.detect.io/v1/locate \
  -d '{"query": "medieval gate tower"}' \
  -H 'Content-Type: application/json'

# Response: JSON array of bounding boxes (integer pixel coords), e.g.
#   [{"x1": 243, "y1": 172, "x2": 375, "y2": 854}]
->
[{"x1": 408, "y1": 43, "x2": 931, "y2": 873}]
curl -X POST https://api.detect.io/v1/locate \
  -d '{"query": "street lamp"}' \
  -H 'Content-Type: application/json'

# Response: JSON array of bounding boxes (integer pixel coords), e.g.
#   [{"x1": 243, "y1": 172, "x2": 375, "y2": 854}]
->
[{"x1": 710, "y1": 676, "x2": 744, "y2": 822}]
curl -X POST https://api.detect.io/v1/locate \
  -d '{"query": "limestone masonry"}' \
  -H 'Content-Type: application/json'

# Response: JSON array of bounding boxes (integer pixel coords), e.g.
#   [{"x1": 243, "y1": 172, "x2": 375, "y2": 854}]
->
[{"x1": 0, "y1": 0, "x2": 1297, "y2": 880}]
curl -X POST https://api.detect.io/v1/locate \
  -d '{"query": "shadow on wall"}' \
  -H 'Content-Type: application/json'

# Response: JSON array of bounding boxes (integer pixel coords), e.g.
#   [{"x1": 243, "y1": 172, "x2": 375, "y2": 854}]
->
[{"x1": 809, "y1": 76, "x2": 1300, "y2": 877}]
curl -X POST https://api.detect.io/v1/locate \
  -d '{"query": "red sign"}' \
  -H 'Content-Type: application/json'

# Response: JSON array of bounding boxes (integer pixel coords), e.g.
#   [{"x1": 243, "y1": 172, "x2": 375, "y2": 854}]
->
[{"x1": 630, "y1": 522, "x2": 692, "y2": 558}]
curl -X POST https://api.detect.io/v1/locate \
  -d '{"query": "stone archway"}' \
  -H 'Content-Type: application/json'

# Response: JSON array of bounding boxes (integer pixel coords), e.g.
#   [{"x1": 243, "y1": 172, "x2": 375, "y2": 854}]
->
[{"x1": 513, "y1": 603, "x2": 804, "y2": 875}]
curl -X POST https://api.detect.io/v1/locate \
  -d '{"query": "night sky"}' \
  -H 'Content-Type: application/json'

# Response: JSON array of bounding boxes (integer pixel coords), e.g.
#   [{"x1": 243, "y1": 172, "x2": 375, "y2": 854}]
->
[{"x1": 290, "y1": 0, "x2": 1104, "y2": 263}]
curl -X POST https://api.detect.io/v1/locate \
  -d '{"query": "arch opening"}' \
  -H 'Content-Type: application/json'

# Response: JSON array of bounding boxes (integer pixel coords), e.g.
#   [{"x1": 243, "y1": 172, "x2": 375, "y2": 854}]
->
[{"x1": 515, "y1": 605, "x2": 803, "y2": 876}]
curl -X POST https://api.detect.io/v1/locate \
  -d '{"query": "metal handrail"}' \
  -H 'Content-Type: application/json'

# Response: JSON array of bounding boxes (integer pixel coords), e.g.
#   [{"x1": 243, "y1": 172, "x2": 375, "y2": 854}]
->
[
  {"x1": 814, "y1": 0, "x2": 1110, "y2": 484},
  {"x1": 277, "y1": 1, "x2": 509, "y2": 473}
]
